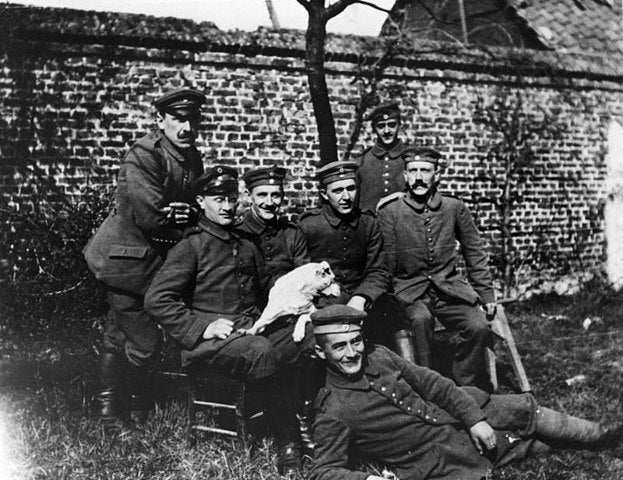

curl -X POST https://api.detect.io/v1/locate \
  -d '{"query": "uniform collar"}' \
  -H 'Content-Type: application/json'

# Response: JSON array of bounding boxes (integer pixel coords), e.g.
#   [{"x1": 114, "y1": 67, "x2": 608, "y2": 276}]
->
[
  {"x1": 325, "y1": 351, "x2": 380, "y2": 391},
  {"x1": 198, "y1": 215, "x2": 232, "y2": 241},
  {"x1": 243, "y1": 209, "x2": 268, "y2": 235},
  {"x1": 371, "y1": 139, "x2": 404, "y2": 159},
  {"x1": 403, "y1": 188, "x2": 443, "y2": 212},
  {"x1": 159, "y1": 130, "x2": 198, "y2": 164},
  {"x1": 322, "y1": 203, "x2": 360, "y2": 229}
]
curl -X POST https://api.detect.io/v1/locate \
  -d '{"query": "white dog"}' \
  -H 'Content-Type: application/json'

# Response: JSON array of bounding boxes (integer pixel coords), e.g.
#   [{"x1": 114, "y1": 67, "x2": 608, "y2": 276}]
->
[{"x1": 244, "y1": 261, "x2": 341, "y2": 342}]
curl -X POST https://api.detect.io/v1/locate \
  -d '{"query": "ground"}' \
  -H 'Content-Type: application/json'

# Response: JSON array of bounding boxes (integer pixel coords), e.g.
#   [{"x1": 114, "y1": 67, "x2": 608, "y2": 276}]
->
[{"x1": 1, "y1": 287, "x2": 622, "y2": 479}]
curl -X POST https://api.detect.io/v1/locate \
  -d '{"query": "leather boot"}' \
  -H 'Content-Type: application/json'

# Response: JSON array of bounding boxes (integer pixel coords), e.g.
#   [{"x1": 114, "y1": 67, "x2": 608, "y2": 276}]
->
[
  {"x1": 535, "y1": 407, "x2": 623, "y2": 450},
  {"x1": 127, "y1": 364, "x2": 153, "y2": 425},
  {"x1": 393, "y1": 329, "x2": 418, "y2": 365},
  {"x1": 295, "y1": 353, "x2": 326, "y2": 459},
  {"x1": 95, "y1": 350, "x2": 129, "y2": 430}
]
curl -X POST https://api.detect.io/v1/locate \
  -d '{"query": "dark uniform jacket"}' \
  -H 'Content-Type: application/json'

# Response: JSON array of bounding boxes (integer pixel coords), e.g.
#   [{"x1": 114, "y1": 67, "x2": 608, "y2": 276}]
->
[
  {"x1": 377, "y1": 190, "x2": 495, "y2": 306},
  {"x1": 311, "y1": 345, "x2": 493, "y2": 480},
  {"x1": 355, "y1": 140, "x2": 408, "y2": 212},
  {"x1": 144, "y1": 216, "x2": 270, "y2": 367},
  {"x1": 83, "y1": 131, "x2": 204, "y2": 295},
  {"x1": 238, "y1": 210, "x2": 310, "y2": 280},
  {"x1": 297, "y1": 204, "x2": 390, "y2": 305}
]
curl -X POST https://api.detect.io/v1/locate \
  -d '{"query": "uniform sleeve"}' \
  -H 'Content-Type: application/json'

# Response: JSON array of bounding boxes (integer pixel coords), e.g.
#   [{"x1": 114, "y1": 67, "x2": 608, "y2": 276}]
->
[
  {"x1": 394, "y1": 350, "x2": 486, "y2": 429},
  {"x1": 310, "y1": 410, "x2": 370, "y2": 480},
  {"x1": 353, "y1": 216, "x2": 390, "y2": 303},
  {"x1": 377, "y1": 207, "x2": 397, "y2": 275},
  {"x1": 144, "y1": 238, "x2": 217, "y2": 349},
  {"x1": 454, "y1": 202, "x2": 495, "y2": 304},
  {"x1": 124, "y1": 144, "x2": 172, "y2": 235},
  {"x1": 293, "y1": 228, "x2": 311, "y2": 268}
]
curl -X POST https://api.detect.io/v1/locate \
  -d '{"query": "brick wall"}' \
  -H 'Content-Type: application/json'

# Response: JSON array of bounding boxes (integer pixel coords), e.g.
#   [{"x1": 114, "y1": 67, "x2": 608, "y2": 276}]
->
[{"x1": 2, "y1": 5, "x2": 622, "y2": 290}]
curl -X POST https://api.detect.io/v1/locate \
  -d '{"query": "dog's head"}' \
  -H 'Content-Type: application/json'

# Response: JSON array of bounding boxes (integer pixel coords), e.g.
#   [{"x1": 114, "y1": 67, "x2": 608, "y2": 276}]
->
[{"x1": 315, "y1": 261, "x2": 341, "y2": 297}]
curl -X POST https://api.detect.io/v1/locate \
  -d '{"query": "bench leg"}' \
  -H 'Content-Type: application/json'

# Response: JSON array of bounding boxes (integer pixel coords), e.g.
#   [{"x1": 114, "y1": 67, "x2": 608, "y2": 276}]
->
[
  {"x1": 485, "y1": 347, "x2": 498, "y2": 392},
  {"x1": 492, "y1": 307, "x2": 531, "y2": 393}
]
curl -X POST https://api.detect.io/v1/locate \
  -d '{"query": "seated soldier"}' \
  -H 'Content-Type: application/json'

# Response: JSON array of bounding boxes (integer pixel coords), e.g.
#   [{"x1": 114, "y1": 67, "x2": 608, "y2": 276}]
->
[
  {"x1": 310, "y1": 305, "x2": 622, "y2": 480},
  {"x1": 144, "y1": 166, "x2": 313, "y2": 475},
  {"x1": 378, "y1": 147, "x2": 497, "y2": 391}
]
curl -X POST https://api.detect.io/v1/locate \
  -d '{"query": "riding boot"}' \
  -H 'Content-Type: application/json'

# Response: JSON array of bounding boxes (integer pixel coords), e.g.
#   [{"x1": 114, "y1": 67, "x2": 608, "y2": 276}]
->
[
  {"x1": 295, "y1": 353, "x2": 326, "y2": 458},
  {"x1": 259, "y1": 375, "x2": 302, "y2": 477},
  {"x1": 393, "y1": 329, "x2": 418, "y2": 365},
  {"x1": 535, "y1": 407, "x2": 623, "y2": 450},
  {"x1": 127, "y1": 364, "x2": 153, "y2": 425},
  {"x1": 95, "y1": 350, "x2": 129, "y2": 430}
]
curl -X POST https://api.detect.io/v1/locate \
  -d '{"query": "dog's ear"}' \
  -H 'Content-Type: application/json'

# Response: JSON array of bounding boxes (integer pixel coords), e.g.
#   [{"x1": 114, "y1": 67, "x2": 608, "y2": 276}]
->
[{"x1": 316, "y1": 261, "x2": 333, "y2": 279}]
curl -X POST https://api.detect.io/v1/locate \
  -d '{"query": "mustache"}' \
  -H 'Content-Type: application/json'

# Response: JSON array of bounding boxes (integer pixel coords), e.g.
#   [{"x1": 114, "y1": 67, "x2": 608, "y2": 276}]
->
[{"x1": 412, "y1": 180, "x2": 429, "y2": 188}]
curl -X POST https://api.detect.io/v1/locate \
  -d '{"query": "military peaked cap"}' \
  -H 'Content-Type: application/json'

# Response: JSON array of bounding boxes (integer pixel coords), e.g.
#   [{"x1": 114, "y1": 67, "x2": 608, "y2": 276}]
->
[
  {"x1": 401, "y1": 147, "x2": 442, "y2": 167},
  {"x1": 154, "y1": 88, "x2": 206, "y2": 114},
  {"x1": 243, "y1": 166, "x2": 287, "y2": 190},
  {"x1": 193, "y1": 165, "x2": 239, "y2": 196},
  {"x1": 311, "y1": 305, "x2": 366, "y2": 335},
  {"x1": 316, "y1": 161, "x2": 358, "y2": 186},
  {"x1": 367, "y1": 101, "x2": 400, "y2": 123}
]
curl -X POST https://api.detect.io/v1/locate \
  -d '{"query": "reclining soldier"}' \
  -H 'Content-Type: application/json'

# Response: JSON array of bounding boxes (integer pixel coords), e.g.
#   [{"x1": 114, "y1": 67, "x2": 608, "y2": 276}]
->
[{"x1": 310, "y1": 305, "x2": 622, "y2": 480}]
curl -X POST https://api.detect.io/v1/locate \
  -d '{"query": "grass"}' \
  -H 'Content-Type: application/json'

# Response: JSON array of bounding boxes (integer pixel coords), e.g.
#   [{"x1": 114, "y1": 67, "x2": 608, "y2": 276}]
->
[{"x1": 1, "y1": 287, "x2": 622, "y2": 479}]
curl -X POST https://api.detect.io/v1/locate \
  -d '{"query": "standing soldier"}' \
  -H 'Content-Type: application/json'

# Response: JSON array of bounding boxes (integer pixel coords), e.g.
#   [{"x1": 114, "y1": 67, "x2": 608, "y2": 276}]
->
[
  {"x1": 83, "y1": 88, "x2": 206, "y2": 428},
  {"x1": 355, "y1": 102, "x2": 409, "y2": 212},
  {"x1": 377, "y1": 147, "x2": 497, "y2": 391},
  {"x1": 145, "y1": 167, "x2": 313, "y2": 475},
  {"x1": 239, "y1": 166, "x2": 309, "y2": 279}
]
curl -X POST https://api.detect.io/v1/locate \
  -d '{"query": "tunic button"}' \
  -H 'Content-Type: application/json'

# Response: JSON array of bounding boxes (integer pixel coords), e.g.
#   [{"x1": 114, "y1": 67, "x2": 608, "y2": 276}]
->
[
  {"x1": 381, "y1": 386, "x2": 387, "y2": 392},
  {"x1": 425, "y1": 415, "x2": 430, "y2": 419},
  {"x1": 370, "y1": 381, "x2": 374, "y2": 385},
  {"x1": 426, "y1": 276, "x2": 431, "y2": 280},
  {"x1": 433, "y1": 418, "x2": 437, "y2": 422},
  {"x1": 399, "y1": 400, "x2": 403, "y2": 405},
  {"x1": 428, "y1": 237, "x2": 433, "y2": 242},
  {"x1": 417, "y1": 409, "x2": 421, "y2": 414},
  {"x1": 391, "y1": 392, "x2": 396, "y2": 397},
  {"x1": 384, "y1": 180, "x2": 389, "y2": 184},
  {"x1": 407, "y1": 406, "x2": 412, "y2": 412}
]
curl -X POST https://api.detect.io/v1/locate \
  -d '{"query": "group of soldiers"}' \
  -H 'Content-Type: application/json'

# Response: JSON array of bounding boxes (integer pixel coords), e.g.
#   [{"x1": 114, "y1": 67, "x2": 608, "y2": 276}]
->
[{"x1": 84, "y1": 88, "x2": 622, "y2": 479}]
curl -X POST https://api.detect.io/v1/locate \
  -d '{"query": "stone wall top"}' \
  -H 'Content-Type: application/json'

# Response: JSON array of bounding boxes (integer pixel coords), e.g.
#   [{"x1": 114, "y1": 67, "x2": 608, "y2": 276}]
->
[{"x1": 3, "y1": 3, "x2": 623, "y2": 82}]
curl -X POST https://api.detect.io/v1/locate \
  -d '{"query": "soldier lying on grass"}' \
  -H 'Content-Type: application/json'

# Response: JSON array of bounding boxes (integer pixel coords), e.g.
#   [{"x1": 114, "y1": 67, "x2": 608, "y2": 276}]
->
[{"x1": 309, "y1": 305, "x2": 623, "y2": 480}]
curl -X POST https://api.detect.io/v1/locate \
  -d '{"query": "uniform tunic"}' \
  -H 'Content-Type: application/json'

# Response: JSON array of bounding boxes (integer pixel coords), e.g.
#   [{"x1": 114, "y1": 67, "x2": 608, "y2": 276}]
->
[
  {"x1": 297, "y1": 204, "x2": 390, "y2": 306},
  {"x1": 355, "y1": 140, "x2": 408, "y2": 212},
  {"x1": 377, "y1": 190, "x2": 496, "y2": 386},
  {"x1": 82, "y1": 130, "x2": 204, "y2": 364},
  {"x1": 144, "y1": 216, "x2": 314, "y2": 374},
  {"x1": 311, "y1": 345, "x2": 537, "y2": 480},
  {"x1": 377, "y1": 190, "x2": 495, "y2": 306},
  {"x1": 238, "y1": 210, "x2": 310, "y2": 280},
  {"x1": 83, "y1": 130, "x2": 204, "y2": 294}
]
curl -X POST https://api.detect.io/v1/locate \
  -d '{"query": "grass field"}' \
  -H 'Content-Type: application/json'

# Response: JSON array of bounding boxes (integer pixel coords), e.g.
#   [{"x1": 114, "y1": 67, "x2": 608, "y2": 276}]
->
[{"x1": 1, "y1": 287, "x2": 622, "y2": 479}]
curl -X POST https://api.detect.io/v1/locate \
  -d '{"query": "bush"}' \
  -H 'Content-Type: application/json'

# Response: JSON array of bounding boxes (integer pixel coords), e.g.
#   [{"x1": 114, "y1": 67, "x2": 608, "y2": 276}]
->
[{"x1": 0, "y1": 180, "x2": 113, "y2": 334}]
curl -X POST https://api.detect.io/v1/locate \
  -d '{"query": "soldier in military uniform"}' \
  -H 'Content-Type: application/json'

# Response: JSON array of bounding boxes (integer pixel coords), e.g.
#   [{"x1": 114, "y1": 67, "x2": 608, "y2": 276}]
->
[
  {"x1": 83, "y1": 88, "x2": 206, "y2": 427},
  {"x1": 144, "y1": 166, "x2": 313, "y2": 475},
  {"x1": 239, "y1": 166, "x2": 309, "y2": 279},
  {"x1": 310, "y1": 305, "x2": 622, "y2": 480},
  {"x1": 377, "y1": 147, "x2": 497, "y2": 391},
  {"x1": 355, "y1": 102, "x2": 410, "y2": 212}
]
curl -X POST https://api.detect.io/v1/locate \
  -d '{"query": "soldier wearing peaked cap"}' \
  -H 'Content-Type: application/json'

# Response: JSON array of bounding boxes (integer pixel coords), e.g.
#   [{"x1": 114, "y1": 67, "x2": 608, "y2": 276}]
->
[
  {"x1": 239, "y1": 166, "x2": 310, "y2": 279},
  {"x1": 145, "y1": 164, "x2": 314, "y2": 475},
  {"x1": 82, "y1": 87, "x2": 206, "y2": 429},
  {"x1": 377, "y1": 146, "x2": 498, "y2": 391},
  {"x1": 355, "y1": 101, "x2": 411, "y2": 212},
  {"x1": 297, "y1": 161, "x2": 413, "y2": 352},
  {"x1": 309, "y1": 305, "x2": 623, "y2": 480}
]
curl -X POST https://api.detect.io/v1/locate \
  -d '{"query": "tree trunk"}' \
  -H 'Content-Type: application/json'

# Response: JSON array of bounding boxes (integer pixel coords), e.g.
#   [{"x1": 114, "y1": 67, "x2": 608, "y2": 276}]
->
[
  {"x1": 304, "y1": 8, "x2": 338, "y2": 166},
  {"x1": 501, "y1": 152, "x2": 513, "y2": 297}
]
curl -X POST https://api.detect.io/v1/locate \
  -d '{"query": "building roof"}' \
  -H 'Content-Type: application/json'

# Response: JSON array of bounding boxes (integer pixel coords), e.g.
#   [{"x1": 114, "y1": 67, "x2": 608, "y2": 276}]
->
[{"x1": 510, "y1": 0, "x2": 623, "y2": 54}]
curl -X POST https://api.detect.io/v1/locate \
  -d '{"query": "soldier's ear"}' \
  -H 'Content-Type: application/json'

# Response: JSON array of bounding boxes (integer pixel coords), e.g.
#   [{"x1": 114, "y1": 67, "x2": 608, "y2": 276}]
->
[
  {"x1": 319, "y1": 188, "x2": 329, "y2": 202},
  {"x1": 156, "y1": 110, "x2": 166, "y2": 129},
  {"x1": 313, "y1": 344, "x2": 326, "y2": 360},
  {"x1": 195, "y1": 195, "x2": 205, "y2": 207}
]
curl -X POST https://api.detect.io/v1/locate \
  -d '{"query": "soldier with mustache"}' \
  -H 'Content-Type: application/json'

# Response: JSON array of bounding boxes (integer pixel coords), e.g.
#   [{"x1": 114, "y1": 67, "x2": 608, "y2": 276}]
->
[
  {"x1": 83, "y1": 88, "x2": 206, "y2": 429},
  {"x1": 377, "y1": 147, "x2": 497, "y2": 391}
]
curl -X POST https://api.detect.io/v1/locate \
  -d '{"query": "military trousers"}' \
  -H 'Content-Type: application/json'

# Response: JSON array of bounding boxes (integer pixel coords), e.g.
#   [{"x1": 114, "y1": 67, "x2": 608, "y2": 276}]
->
[
  {"x1": 190, "y1": 317, "x2": 315, "y2": 381},
  {"x1": 103, "y1": 287, "x2": 161, "y2": 367},
  {"x1": 404, "y1": 288, "x2": 492, "y2": 390}
]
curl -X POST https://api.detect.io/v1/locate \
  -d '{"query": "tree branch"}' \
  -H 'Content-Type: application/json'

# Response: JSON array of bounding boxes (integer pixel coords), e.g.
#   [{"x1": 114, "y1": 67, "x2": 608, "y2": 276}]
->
[
  {"x1": 353, "y1": 0, "x2": 393, "y2": 14},
  {"x1": 326, "y1": 0, "x2": 358, "y2": 20},
  {"x1": 295, "y1": 0, "x2": 312, "y2": 13}
]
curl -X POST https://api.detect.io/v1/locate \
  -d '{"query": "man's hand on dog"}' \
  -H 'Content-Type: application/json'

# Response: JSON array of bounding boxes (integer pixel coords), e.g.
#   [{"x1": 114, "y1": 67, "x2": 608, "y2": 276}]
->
[{"x1": 203, "y1": 319, "x2": 234, "y2": 340}]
